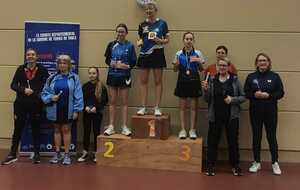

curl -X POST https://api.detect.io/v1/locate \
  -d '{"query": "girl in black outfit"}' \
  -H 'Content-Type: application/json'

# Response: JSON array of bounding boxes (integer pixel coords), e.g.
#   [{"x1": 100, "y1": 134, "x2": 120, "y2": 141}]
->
[
  {"x1": 78, "y1": 67, "x2": 108, "y2": 163},
  {"x1": 1, "y1": 48, "x2": 49, "y2": 165},
  {"x1": 244, "y1": 53, "x2": 284, "y2": 175}
]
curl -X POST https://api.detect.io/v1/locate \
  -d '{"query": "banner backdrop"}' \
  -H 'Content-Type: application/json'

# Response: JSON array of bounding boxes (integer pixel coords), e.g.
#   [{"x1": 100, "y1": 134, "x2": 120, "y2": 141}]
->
[{"x1": 21, "y1": 21, "x2": 80, "y2": 154}]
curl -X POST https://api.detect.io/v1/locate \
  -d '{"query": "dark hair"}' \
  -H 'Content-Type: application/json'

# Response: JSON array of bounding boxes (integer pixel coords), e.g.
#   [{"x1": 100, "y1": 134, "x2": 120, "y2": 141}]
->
[
  {"x1": 116, "y1": 23, "x2": 128, "y2": 33},
  {"x1": 216, "y1": 45, "x2": 228, "y2": 54},
  {"x1": 26, "y1": 48, "x2": 37, "y2": 54},
  {"x1": 255, "y1": 53, "x2": 272, "y2": 70},
  {"x1": 182, "y1": 31, "x2": 194, "y2": 40}
]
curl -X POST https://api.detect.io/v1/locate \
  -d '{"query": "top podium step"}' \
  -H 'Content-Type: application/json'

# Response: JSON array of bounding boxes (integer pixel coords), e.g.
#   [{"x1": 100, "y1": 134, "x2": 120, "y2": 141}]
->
[{"x1": 131, "y1": 114, "x2": 170, "y2": 140}]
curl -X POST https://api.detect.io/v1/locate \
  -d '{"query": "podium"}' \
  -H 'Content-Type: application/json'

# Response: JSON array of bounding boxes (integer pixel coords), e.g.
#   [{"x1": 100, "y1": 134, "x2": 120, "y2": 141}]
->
[
  {"x1": 96, "y1": 134, "x2": 202, "y2": 173},
  {"x1": 131, "y1": 114, "x2": 170, "y2": 140}
]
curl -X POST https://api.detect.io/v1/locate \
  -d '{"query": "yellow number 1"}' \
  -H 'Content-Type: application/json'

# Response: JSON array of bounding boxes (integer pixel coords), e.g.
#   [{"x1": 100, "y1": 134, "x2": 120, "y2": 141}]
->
[
  {"x1": 103, "y1": 141, "x2": 114, "y2": 158},
  {"x1": 179, "y1": 145, "x2": 191, "y2": 161}
]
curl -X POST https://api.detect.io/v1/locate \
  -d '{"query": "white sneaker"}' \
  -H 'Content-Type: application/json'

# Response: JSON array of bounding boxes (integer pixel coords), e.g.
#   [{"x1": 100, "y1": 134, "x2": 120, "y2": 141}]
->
[
  {"x1": 77, "y1": 150, "x2": 88, "y2": 162},
  {"x1": 249, "y1": 162, "x2": 261, "y2": 173},
  {"x1": 272, "y1": 162, "x2": 282, "y2": 175},
  {"x1": 92, "y1": 152, "x2": 97, "y2": 163},
  {"x1": 121, "y1": 125, "x2": 132, "y2": 136},
  {"x1": 178, "y1": 129, "x2": 187, "y2": 139},
  {"x1": 154, "y1": 106, "x2": 162, "y2": 116},
  {"x1": 137, "y1": 107, "x2": 147, "y2": 115},
  {"x1": 104, "y1": 125, "x2": 115, "y2": 136},
  {"x1": 189, "y1": 129, "x2": 197, "y2": 139}
]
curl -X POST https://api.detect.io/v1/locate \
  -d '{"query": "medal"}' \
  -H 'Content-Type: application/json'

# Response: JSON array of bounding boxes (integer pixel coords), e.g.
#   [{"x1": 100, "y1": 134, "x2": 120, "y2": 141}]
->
[{"x1": 186, "y1": 70, "x2": 190, "y2": 75}]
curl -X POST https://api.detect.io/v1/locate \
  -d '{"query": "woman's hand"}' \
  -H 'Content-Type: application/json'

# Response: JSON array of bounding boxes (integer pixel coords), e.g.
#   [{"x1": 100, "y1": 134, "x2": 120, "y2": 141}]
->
[
  {"x1": 24, "y1": 88, "x2": 34, "y2": 96},
  {"x1": 201, "y1": 81, "x2": 209, "y2": 91},
  {"x1": 51, "y1": 95, "x2": 60, "y2": 102},
  {"x1": 190, "y1": 56, "x2": 205, "y2": 64},
  {"x1": 224, "y1": 96, "x2": 232, "y2": 104},
  {"x1": 137, "y1": 39, "x2": 143, "y2": 47},
  {"x1": 90, "y1": 107, "x2": 97, "y2": 113},
  {"x1": 73, "y1": 112, "x2": 79, "y2": 120},
  {"x1": 110, "y1": 60, "x2": 117, "y2": 68},
  {"x1": 85, "y1": 106, "x2": 91, "y2": 113},
  {"x1": 116, "y1": 61, "x2": 130, "y2": 70}
]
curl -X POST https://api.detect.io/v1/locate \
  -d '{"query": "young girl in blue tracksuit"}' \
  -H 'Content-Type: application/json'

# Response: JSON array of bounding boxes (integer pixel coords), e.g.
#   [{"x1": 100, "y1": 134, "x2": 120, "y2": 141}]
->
[{"x1": 103, "y1": 23, "x2": 137, "y2": 136}]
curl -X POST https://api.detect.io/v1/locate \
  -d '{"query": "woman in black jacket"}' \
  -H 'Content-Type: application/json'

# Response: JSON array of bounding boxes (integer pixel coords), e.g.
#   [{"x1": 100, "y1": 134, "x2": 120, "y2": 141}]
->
[
  {"x1": 202, "y1": 57, "x2": 245, "y2": 176},
  {"x1": 77, "y1": 67, "x2": 108, "y2": 163},
  {"x1": 244, "y1": 53, "x2": 284, "y2": 175},
  {"x1": 1, "y1": 48, "x2": 49, "y2": 165}
]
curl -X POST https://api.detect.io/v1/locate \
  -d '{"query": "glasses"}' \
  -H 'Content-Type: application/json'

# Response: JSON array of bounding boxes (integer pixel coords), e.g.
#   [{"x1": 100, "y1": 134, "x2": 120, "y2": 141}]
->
[{"x1": 257, "y1": 59, "x2": 268, "y2": 62}]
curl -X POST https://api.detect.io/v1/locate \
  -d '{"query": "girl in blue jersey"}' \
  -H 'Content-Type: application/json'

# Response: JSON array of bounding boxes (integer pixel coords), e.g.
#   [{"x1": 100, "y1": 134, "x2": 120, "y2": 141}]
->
[
  {"x1": 173, "y1": 32, "x2": 205, "y2": 139},
  {"x1": 41, "y1": 55, "x2": 83, "y2": 165},
  {"x1": 136, "y1": 1, "x2": 170, "y2": 116},
  {"x1": 103, "y1": 23, "x2": 137, "y2": 136}
]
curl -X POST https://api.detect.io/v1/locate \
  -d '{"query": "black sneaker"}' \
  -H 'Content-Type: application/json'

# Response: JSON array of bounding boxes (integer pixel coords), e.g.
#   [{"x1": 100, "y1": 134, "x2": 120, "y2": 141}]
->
[
  {"x1": 232, "y1": 166, "x2": 243, "y2": 176},
  {"x1": 205, "y1": 166, "x2": 216, "y2": 176},
  {"x1": 33, "y1": 153, "x2": 41, "y2": 164},
  {"x1": 1, "y1": 155, "x2": 18, "y2": 165}
]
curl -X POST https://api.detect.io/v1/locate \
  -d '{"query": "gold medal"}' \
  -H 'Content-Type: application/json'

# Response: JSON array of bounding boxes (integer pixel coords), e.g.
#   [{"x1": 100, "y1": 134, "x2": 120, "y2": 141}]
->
[{"x1": 186, "y1": 70, "x2": 190, "y2": 75}]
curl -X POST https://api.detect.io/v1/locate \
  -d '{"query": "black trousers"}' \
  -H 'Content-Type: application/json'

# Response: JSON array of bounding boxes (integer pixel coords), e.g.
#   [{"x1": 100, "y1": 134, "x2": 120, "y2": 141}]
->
[
  {"x1": 83, "y1": 113, "x2": 103, "y2": 152},
  {"x1": 10, "y1": 102, "x2": 42, "y2": 156},
  {"x1": 250, "y1": 107, "x2": 278, "y2": 163},
  {"x1": 207, "y1": 118, "x2": 240, "y2": 167}
]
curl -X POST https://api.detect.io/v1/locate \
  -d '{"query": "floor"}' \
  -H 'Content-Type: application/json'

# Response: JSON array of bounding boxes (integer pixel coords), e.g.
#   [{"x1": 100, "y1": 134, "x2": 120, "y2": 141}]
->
[{"x1": 0, "y1": 149, "x2": 299, "y2": 190}]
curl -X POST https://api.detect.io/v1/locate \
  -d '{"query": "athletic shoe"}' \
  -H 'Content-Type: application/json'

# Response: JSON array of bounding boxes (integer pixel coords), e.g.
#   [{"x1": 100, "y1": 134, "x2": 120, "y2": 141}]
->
[
  {"x1": 137, "y1": 107, "x2": 147, "y2": 115},
  {"x1": 154, "y1": 106, "x2": 162, "y2": 116},
  {"x1": 77, "y1": 150, "x2": 88, "y2": 162},
  {"x1": 104, "y1": 125, "x2": 115, "y2": 136},
  {"x1": 205, "y1": 166, "x2": 216, "y2": 176},
  {"x1": 189, "y1": 129, "x2": 197, "y2": 139},
  {"x1": 232, "y1": 166, "x2": 243, "y2": 176},
  {"x1": 49, "y1": 152, "x2": 63, "y2": 164},
  {"x1": 249, "y1": 161, "x2": 261, "y2": 173},
  {"x1": 62, "y1": 153, "x2": 71, "y2": 165},
  {"x1": 121, "y1": 126, "x2": 132, "y2": 136},
  {"x1": 272, "y1": 162, "x2": 282, "y2": 175},
  {"x1": 1, "y1": 155, "x2": 17, "y2": 165},
  {"x1": 32, "y1": 153, "x2": 41, "y2": 164},
  {"x1": 178, "y1": 129, "x2": 187, "y2": 139}
]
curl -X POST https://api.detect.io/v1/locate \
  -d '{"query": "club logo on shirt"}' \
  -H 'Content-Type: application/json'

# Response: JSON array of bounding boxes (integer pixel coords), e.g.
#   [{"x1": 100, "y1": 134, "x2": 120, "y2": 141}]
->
[
  {"x1": 267, "y1": 80, "x2": 272, "y2": 83},
  {"x1": 143, "y1": 26, "x2": 149, "y2": 33}
]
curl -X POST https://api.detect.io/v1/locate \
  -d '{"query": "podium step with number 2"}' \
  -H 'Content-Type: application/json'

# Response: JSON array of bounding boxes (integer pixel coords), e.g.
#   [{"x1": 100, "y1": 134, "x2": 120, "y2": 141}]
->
[{"x1": 97, "y1": 134, "x2": 202, "y2": 173}]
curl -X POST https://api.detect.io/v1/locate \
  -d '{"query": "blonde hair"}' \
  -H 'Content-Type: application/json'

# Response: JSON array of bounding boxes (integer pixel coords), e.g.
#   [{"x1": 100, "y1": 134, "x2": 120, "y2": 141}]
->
[
  {"x1": 145, "y1": 0, "x2": 158, "y2": 11},
  {"x1": 88, "y1": 66, "x2": 103, "y2": 101},
  {"x1": 57, "y1": 54, "x2": 73, "y2": 72}
]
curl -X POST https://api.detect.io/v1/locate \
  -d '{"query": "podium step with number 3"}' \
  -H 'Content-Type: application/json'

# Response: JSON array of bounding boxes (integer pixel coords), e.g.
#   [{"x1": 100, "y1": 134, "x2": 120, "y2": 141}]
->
[{"x1": 97, "y1": 134, "x2": 202, "y2": 173}]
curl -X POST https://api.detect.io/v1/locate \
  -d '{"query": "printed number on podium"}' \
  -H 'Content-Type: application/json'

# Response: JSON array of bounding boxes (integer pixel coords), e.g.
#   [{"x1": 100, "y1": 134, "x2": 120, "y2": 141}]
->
[
  {"x1": 179, "y1": 145, "x2": 191, "y2": 161},
  {"x1": 103, "y1": 141, "x2": 114, "y2": 158}
]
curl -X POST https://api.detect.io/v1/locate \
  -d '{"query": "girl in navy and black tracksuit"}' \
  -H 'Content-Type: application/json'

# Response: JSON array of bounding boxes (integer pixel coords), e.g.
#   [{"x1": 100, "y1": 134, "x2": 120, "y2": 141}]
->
[
  {"x1": 172, "y1": 32, "x2": 205, "y2": 140},
  {"x1": 244, "y1": 53, "x2": 284, "y2": 175},
  {"x1": 103, "y1": 23, "x2": 136, "y2": 136},
  {"x1": 78, "y1": 67, "x2": 108, "y2": 162}
]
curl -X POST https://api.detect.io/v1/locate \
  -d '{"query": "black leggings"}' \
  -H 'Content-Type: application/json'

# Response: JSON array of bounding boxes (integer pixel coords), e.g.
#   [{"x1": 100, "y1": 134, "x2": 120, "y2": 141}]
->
[
  {"x1": 206, "y1": 118, "x2": 240, "y2": 168},
  {"x1": 250, "y1": 108, "x2": 278, "y2": 163},
  {"x1": 82, "y1": 113, "x2": 103, "y2": 152},
  {"x1": 10, "y1": 102, "x2": 42, "y2": 156}
]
